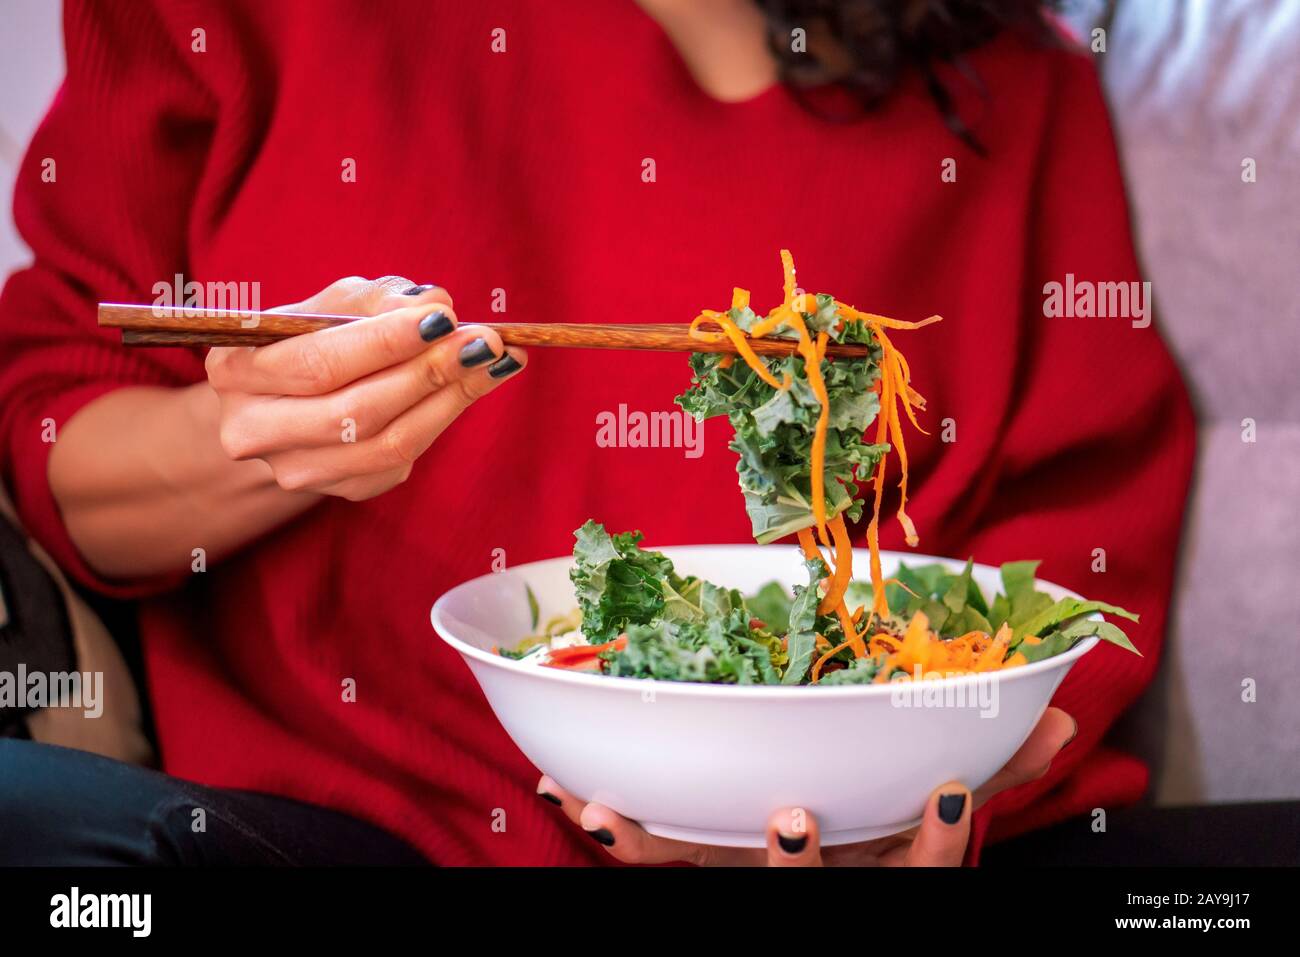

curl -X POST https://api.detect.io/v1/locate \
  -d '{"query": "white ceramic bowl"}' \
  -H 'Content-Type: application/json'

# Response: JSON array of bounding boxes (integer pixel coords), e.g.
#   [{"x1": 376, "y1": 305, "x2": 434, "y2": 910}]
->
[{"x1": 432, "y1": 545, "x2": 1097, "y2": 847}]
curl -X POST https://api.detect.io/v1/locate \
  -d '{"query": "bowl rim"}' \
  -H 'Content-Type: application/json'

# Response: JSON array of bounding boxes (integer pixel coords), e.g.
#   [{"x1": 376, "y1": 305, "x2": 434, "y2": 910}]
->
[{"x1": 431, "y1": 545, "x2": 1103, "y2": 699}]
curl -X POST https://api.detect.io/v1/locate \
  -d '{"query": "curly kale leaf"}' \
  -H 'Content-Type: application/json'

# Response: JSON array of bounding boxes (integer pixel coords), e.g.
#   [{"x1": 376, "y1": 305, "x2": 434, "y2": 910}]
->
[
  {"x1": 570, "y1": 520, "x2": 682, "y2": 643},
  {"x1": 781, "y1": 558, "x2": 827, "y2": 685},
  {"x1": 847, "y1": 559, "x2": 1142, "y2": 660},
  {"x1": 746, "y1": 581, "x2": 794, "y2": 634},
  {"x1": 605, "y1": 611, "x2": 782, "y2": 685},
  {"x1": 675, "y1": 305, "x2": 888, "y2": 544},
  {"x1": 816, "y1": 656, "x2": 883, "y2": 685},
  {"x1": 571, "y1": 522, "x2": 791, "y2": 683}
]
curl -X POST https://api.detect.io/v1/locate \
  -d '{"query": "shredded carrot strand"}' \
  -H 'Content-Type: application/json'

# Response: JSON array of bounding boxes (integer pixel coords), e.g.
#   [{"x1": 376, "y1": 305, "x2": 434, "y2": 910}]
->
[
  {"x1": 811, "y1": 596, "x2": 867, "y2": 680},
  {"x1": 884, "y1": 363, "x2": 917, "y2": 546},
  {"x1": 784, "y1": 313, "x2": 830, "y2": 541},
  {"x1": 808, "y1": 331, "x2": 832, "y2": 539},
  {"x1": 794, "y1": 526, "x2": 834, "y2": 650},
  {"x1": 811, "y1": 633, "x2": 855, "y2": 683},
  {"x1": 973, "y1": 622, "x2": 1013, "y2": 671},
  {"x1": 690, "y1": 251, "x2": 944, "y2": 679},
  {"x1": 747, "y1": 304, "x2": 786, "y2": 339},
  {"x1": 873, "y1": 324, "x2": 929, "y2": 435},
  {"x1": 795, "y1": 526, "x2": 820, "y2": 562},
  {"x1": 836, "y1": 304, "x2": 943, "y2": 331},
  {"x1": 835, "y1": 600, "x2": 866, "y2": 658},
  {"x1": 690, "y1": 311, "x2": 790, "y2": 391},
  {"x1": 864, "y1": 346, "x2": 895, "y2": 619},
  {"x1": 818, "y1": 513, "x2": 854, "y2": 614},
  {"x1": 688, "y1": 312, "x2": 726, "y2": 342}
]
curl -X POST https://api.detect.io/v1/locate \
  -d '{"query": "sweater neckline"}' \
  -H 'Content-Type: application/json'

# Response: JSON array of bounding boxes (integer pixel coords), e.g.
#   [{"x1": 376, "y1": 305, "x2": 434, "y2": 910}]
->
[{"x1": 631, "y1": 5, "x2": 785, "y2": 110}]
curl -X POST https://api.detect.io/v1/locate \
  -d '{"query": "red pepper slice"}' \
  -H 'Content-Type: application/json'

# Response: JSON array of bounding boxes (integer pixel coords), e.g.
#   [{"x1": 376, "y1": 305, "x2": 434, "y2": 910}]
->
[
  {"x1": 544, "y1": 635, "x2": 627, "y2": 667},
  {"x1": 546, "y1": 656, "x2": 604, "y2": 672}
]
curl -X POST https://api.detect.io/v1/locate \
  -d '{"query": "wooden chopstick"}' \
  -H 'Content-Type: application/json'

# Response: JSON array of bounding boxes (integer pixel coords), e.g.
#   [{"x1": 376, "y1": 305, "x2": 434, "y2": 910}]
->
[{"x1": 96, "y1": 304, "x2": 874, "y2": 358}]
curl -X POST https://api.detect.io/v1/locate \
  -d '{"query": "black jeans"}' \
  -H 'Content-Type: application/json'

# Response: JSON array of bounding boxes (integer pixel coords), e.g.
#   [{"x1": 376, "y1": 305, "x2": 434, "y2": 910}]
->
[{"x1": 0, "y1": 740, "x2": 428, "y2": 865}]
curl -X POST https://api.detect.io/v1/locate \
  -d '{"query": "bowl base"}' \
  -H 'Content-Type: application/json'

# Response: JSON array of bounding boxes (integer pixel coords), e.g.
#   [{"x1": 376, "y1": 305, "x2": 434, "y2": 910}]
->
[{"x1": 641, "y1": 816, "x2": 922, "y2": 849}]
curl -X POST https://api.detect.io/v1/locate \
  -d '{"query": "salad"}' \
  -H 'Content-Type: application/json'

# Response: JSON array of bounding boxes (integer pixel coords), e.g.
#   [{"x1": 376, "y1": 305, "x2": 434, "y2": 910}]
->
[
  {"x1": 497, "y1": 252, "x2": 1140, "y2": 684},
  {"x1": 500, "y1": 522, "x2": 1138, "y2": 685}
]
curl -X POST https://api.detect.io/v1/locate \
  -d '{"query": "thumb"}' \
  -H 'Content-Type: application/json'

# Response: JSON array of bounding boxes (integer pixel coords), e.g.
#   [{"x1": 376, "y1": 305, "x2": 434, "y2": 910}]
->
[
  {"x1": 904, "y1": 783, "x2": 972, "y2": 866},
  {"x1": 765, "y1": 807, "x2": 823, "y2": 867}
]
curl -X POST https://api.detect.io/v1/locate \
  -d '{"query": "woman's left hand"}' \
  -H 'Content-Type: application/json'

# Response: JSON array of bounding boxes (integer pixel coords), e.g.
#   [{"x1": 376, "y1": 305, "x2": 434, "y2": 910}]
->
[{"x1": 537, "y1": 705, "x2": 1075, "y2": 866}]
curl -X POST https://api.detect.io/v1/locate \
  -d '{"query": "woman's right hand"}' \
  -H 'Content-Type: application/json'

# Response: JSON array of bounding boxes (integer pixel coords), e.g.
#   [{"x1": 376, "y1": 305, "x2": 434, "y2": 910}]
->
[{"x1": 206, "y1": 275, "x2": 526, "y2": 502}]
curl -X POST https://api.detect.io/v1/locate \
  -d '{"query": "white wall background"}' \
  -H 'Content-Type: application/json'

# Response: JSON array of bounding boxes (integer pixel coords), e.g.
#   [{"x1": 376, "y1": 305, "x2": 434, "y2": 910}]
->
[{"x1": 0, "y1": 0, "x2": 64, "y2": 281}]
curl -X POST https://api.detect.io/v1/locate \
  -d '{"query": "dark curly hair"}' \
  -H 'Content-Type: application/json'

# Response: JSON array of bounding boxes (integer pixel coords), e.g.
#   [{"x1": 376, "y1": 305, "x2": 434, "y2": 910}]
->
[{"x1": 755, "y1": 0, "x2": 1066, "y2": 154}]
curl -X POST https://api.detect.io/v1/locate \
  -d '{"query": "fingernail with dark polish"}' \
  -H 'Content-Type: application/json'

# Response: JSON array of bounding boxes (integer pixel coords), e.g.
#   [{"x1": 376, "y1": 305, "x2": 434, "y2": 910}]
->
[
  {"x1": 488, "y1": 354, "x2": 523, "y2": 379},
  {"x1": 585, "y1": 827, "x2": 615, "y2": 847},
  {"x1": 459, "y1": 337, "x2": 496, "y2": 367},
  {"x1": 537, "y1": 790, "x2": 562, "y2": 806},
  {"x1": 777, "y1": 832, "x2": 807, "y2": 855},
  {"x1": 403, "y1": 284, "x2": 438, "y2": 296},
  {"x1": 418, "y1": 310, "x2": 452, "y2": 342},
  {"x1": 938, "y1": 793, "x2": 966, "y2": 825}
]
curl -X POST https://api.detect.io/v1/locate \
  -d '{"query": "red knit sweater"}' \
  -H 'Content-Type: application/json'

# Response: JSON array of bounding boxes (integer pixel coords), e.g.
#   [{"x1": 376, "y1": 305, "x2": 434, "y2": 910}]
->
[{"x1": 0, "y1": 1, "x2": 1194, "y2": 865}]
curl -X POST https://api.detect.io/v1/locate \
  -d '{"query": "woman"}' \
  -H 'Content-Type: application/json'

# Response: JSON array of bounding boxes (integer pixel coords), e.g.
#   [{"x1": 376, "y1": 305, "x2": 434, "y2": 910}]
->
[{"x1": 0, "y1": 0, "x2": 1193, "y2": 865}]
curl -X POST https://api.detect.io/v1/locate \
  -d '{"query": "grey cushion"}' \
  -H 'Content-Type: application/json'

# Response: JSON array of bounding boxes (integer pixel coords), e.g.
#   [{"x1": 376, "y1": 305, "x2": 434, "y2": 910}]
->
[{"x1": 1071, "y1": 0, "x2": 1300, "y2": 802}]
